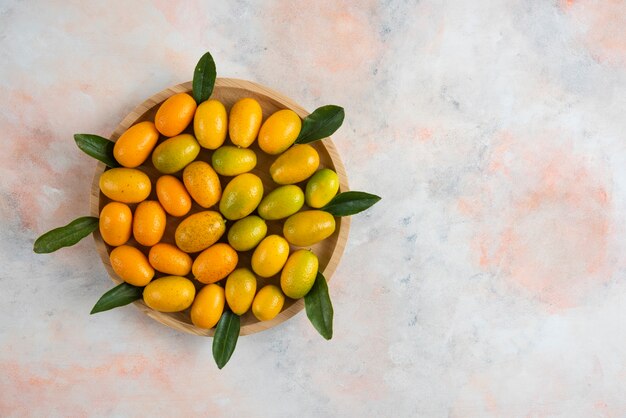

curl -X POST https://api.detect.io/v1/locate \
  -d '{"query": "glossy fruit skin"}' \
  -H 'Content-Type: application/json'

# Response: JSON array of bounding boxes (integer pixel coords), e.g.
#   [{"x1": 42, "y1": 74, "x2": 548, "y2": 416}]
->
[
  {"x1": 194, "y1": 99, "x2": 227, "y2": 149},
  {"x1": 258, "y1": 185, "x2": 304, "y2": 220},
  {"x1": 100, "y1": 168, "x2": 151, "y2": 203},
  {"x1": 252, "y1": 285, "x2": 285, "y2": 321},
  {"x1": 192, "y1": 243, "x2": 238, "y2": 284},
  {"x1": 270, "y1": 144, "x2": 320, "y2": 185},
  {"x1": 305, "y1": 168, "x2": 339, "y2": 208},
  {"x1": 133, "y1": 201, "x2": 166, "y2": 246},
  {"x1": 280, "y1": 250, "x2": 319, "y2": 299},
  {"x1": 251, "y1": 235, "x2": 290, "y2": 278},
  {"x1": 110, "y1": 245, "x2": 154, "y2": 286},
  {"x1": 148, "y1": 242, "x2": 192, "y2": 276},
  {"x1": 155, "y1": 93, "x2": 197, "y2": 137},
  {"x1": 283, "y1": 210, "x2": 336, "y2": 247},
  {"x1": 225, "y1": 268, "x2": 257, "y2": 315},
  {"x1": 258, "y1": 109, "x2": 302, "y2": 155},
  {"x1": 190, "y1": 284, "x2": 225, "y2": 329},
  {"x1": 113, "y1": 121, "x2": 160, "y2": 168},
  {"x1": 227, "y1": 215, "x2": 267, "y2": 251},
  {"x1": 174, "y1": 211, "x2": 226, "y2": 253},
  {"x1": 143, "y1": 276, "x2": 195, "y2": 313},
  {"x1": 211, "y1": 146, "x2": 257, "y2": 176},
  {"x1": 99, "y1": 202, "x2": 132, "y2": 246},
  {"x1": 156, "y1": 175, "x2": 192, "y2": 217},
  {"x1": 182, "y1": 161, "x2": 221, "y2": 208},
  {"x1": 219, "y1": 173, "x2": 264, "y2": 220},
  {"x1": 229, "y1": 98, "x2": 262, "y2": 148},
  {"x1": 152, "y1": 134, "x2": 200, "y2": 174}
]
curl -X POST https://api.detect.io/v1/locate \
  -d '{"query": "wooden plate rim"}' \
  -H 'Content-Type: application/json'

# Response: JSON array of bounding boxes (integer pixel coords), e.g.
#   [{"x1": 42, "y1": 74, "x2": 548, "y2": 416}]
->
[{"x1": 90, "y1": 78, "x2": 350, "y2": 336}]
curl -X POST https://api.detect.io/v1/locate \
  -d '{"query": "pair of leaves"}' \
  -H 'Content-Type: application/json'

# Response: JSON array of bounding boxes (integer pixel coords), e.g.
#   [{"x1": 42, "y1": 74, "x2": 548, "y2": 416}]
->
[
  {"x1": 33, "y1": 134, "x2": 112, "y2": 254},
  {"x1": 213, "y1": 274, "x2": 334, "y2": 368},
  {"x1": 192, "y1": 50, "x2": 340, "y2": 145},
  {"x1": 301, "y1": 194, "x2": 380, "y2": 339},
  {"x1": 90, "y1": 285, "x2": 239, "y2": 370},
  {"x1": 72, "y1": 51, "x2": 217, "y2": 168},
  {"x1": 72, "y1": 52, "x2": 216, "y2": 167},
  {"x1": 211, "y1": 271, "x2": 335, "y2": 366},
  {"x1": 206, "y1": 273, "x2": 334, "y2": 367},
  {"x1": 90, "y1": 282, "x2": 240, "y2": 370},
  {"x1": 91, "y1": 282, "x2": 241, "y2": 370},
  {"x1": 53, "y1": 53, "x2": 217, "y2": 251},
  {"x1": 75, "y1": 55, "x2": 342, "y2": 169}
]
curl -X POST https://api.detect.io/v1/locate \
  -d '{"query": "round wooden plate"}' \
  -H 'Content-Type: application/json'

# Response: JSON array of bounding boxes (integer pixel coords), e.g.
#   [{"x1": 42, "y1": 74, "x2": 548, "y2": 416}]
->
[{"x1": 90, "y1": 78, "x2": 350, "y2": 336}]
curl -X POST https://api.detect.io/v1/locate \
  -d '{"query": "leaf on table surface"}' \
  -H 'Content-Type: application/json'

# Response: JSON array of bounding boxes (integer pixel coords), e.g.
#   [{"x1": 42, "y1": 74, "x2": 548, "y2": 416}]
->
[
  {"x1": 193, "y1": 51, "x2": 217, "y2": 104},
  {"x1": 321, "y1": 191, "x2": 381, "y2": 217},
  {"x1": 304, "y1": 272, "x2": 334, "y2": 340},
  {"x1": 74, "y1": 134, "x2": 118, "y2": 167},
  {"x1": 90, "y1": 282, "x2": 143, "y2": 314},
  {"x1": 295, "y1": 105, "x2": 345, "y2": 144},
  {"x1": 212, "y1": 311, "x2": 240, "y2": 369},
  {"x1": 33, "y1": 216, "x2": 99, "y2": 254}
]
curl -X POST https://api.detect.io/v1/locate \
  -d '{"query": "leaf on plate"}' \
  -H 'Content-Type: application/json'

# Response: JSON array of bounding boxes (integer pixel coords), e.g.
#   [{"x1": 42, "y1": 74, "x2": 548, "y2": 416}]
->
[
  {"x1": 193, "y1": 51, "x2": 217, "y2": 103},
  {"x1": 33, "y1": 216, "x2": 99, "y2": 254},
  {"x1": 90, "y1": 282, "x2": 143, "y2": 314},
  {"x1": 74, "y1": 134, "x2": 119, "y2": 167},
  {"x1": 212, "y1": 311, "x2": 240, "y2": 369},
  {"x1": 304, "y1": 272, "x2": 333, "y2": 340},
  {"x1": 295, "y1": 105, "x2": 345, "y2": 144},
  {"x1": 321, "y1": 191, "x2": 381, "y2": 217}
]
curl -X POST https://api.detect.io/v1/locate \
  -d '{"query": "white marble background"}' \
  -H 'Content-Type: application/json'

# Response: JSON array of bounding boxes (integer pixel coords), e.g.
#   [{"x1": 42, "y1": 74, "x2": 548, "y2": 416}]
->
[{"x1": 1, "y1": 0, "x2": 626, "y2": 416}]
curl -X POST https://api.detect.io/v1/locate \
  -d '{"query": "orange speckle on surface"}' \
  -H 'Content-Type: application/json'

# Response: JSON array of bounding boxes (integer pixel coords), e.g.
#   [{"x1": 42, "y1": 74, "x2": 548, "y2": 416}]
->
[
  {"x1": 0, "y1": 87, "x2": 94, "y2": 233},
  {"x1": 418, "y1": 127, "x2": 433, "y2": 142},
  {"x1": 336, "y1": 372, "x2": 387, "y2": 401},
  {"x1": 0, "y1": 352, "x2": 231, "y2": 416},
  {"x1": 365, "y1": 140, "x2": 381, "y2": 154},
  {"x1": 457, "y1": 194, "x2": 487, "y2": 218},
  {"x1": 427, "y1": 19, "x2": 447, "y2": 53},
  {"x1": 474, "y1": 236, "x2": 490, "y2": 267},
  {"x1": 461, "y1": 133, "x2": 613, "y2": 309},
  {"x1": 562, "y1": 0, "x2": 626, "y2": 66},
  {"x1": 457, "y1": 198, "x2": 473, "y2": 215},
  {"x1": 13, "y1": 90, "x2": 35, "y2": 104},
  {"x1": 268, "y1": 0, "x2": 381, "y2": 74},
  {"x1": 487, "y1": 132, "x2": 514, "y2": 175},
  {"x1": 472, "y1": 377, "x2": 500, "y2": 414},
  {"x1": 593, "y1": 400, "x2": 618, "y2": 418}
]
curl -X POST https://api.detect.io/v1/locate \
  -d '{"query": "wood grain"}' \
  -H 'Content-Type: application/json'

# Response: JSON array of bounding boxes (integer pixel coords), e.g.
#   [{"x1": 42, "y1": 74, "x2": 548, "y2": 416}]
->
[{"x1": 90, "y1": 78, "x2": 350, "y2": 336}]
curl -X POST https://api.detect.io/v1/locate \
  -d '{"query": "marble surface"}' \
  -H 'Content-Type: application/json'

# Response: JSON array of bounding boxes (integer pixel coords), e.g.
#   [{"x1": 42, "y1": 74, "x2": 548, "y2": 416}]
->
[{"x1": 2, "y1": 1, "x2": 626, "y2": 416}]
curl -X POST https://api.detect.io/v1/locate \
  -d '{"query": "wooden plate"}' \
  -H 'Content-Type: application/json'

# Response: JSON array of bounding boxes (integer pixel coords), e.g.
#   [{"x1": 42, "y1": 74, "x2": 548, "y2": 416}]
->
[{"x1": 90, "y1": 78, "x2": 350, "y2": 336}]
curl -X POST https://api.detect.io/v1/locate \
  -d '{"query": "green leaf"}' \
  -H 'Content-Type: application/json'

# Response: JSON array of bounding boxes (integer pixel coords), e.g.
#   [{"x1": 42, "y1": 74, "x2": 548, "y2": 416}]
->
[
  {"x1": 192, "y1": 51, "x2": 217, "y2": 103},
  {"x1": 295, "y1": 105, "x2": 345, "y2": 144},
  {"x1": 90, "y1": 282, "x2": 143, "y2": 314},
  {"x1": 74, "y1": 134, "x2": 119, "y2": 167},
  {"x1": 321, "y1": 191, "x2": 381, "y2": 217},
  {"x1": 304, "y1": 272, "x2": 333, "y2": 340},
  {"x1": 212, "y1": 311, "x2": 240, "y2": 369},
  {"x1": 33, "y1": 216, "x2": 99, "y2": 254}
]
